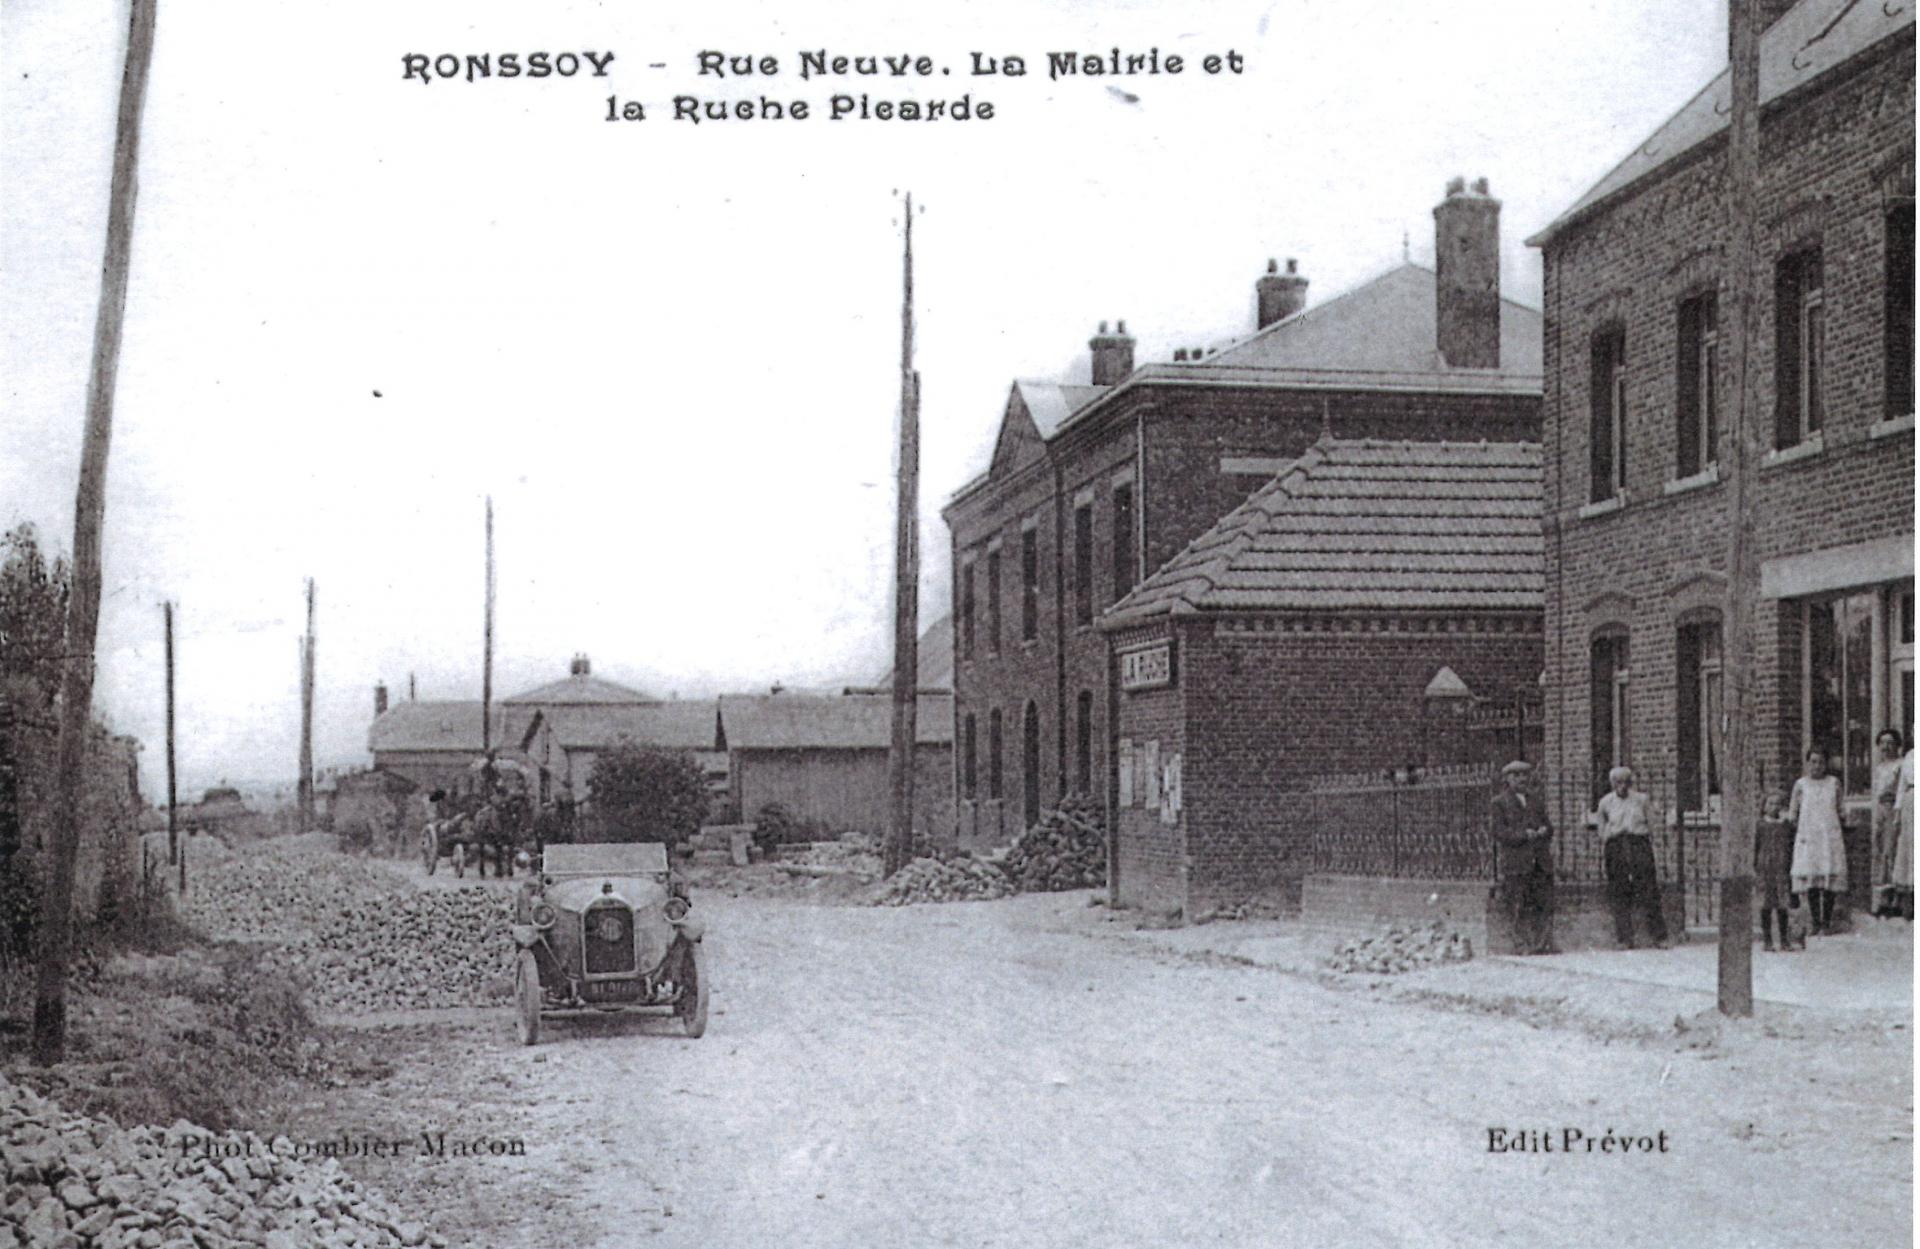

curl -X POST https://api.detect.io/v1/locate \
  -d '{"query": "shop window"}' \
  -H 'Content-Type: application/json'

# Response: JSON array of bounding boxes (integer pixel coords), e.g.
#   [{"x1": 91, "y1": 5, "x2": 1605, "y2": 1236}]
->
[
  {"x1": 1676, "y1": 293, "x2": 1719, "y2": 477},
  {"x1": 1590, "y1": 632, "x2": 1630, "y2": 801},
  {"x1": 1774, "y1": 248, "x2": 1825, "y2": 449},
  {"x1": 1889, "y1": 202, "x2": 1915, "y2": 420},
  {"x1": 1676, "y1": 618, "x2": 1723, "y2": 815},
  {"x1": 1803, "y1": 583, "x2": 1919, "y2": 796},
  {"x1": 1075, "y1": 691, "x2": 1094, "y2": 795},
  {"x1": 988, "y1": 709, "x2": 1003, "y2": 802},
  {"x1": 1021, "y1": 526, "x2": 1039, "y2": 642},
  {"x1": 1112, "y1": 481, "x2": 1136, "y2": 601},
  {"x1": 1073, "y1": 502, "x2": 1094, "y2": 627},
  {"x1": 1589, "y1": 326, "x2": 1628, "y2": 502}
]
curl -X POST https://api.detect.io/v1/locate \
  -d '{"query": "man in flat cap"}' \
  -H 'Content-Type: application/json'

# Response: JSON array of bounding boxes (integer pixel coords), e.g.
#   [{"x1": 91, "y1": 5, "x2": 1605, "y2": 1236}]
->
[{"x1": 1491, "y1": 760, "x2": 1556, "y2": 954}]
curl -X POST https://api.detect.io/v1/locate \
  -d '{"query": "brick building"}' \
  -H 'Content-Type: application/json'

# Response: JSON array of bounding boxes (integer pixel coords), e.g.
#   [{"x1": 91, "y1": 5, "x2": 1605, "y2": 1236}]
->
[
  {"x1": 1098, "y1": 439, "x2": 1545, "y2": 918},
  {"x1": 943, "y1": 182, "x2": 1544, "y2": 847},
  {"x1": 1527, "y1": 0, "x2": 1915, "y2": 918}
]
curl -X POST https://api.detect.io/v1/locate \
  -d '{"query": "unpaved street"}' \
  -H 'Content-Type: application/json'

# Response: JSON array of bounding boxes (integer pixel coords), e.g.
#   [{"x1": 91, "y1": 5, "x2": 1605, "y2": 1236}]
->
[{"x1": 336, "y1": 890, "x2": 1909, "y2": 1249}]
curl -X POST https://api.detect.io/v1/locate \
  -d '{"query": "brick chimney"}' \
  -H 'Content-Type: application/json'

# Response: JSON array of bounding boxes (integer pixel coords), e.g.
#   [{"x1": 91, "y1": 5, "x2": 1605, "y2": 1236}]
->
[
  {"x1": 1256, "y1": 257, "x2": 1309, "y2": 328},
  {"x1": 1433, "y1": 176, "x2": 1502, "y2": 369},
  {"x1": 1733, "y1": 0, "x2": 1802, "y2": 57},
  {"x1": 570, "y1": 653, "x2": 591, "y2": 677},
  {"x1": 374, "y1": 682, "x2": 389, "y2": 717},
  {"x1": 1089, "y1": 320, "x2": 1135, "y2": 386}
]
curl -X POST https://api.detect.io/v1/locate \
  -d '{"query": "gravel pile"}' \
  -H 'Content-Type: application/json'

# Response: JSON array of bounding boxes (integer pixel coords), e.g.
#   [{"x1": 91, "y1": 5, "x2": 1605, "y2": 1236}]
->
[
  {"x1": 1326, "y1": 922, "x2": 1474, "y2": 975},
  {"x1": 0, "y1": 1076, "x2": 442, "y2": 1249},
  {"x1": 869, "y1": 856, "x2": 1013, "y2": 906},
  {"x1": 998, "y1": 797, "x2": 1106, "y2": 892},
  {"x1": 175, "y1": 836, "x2": 513, "y2": 1014}
]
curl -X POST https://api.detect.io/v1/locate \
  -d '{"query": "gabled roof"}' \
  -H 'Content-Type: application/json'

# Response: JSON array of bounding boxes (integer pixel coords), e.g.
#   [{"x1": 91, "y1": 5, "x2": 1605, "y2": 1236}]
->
[
  {"x1": 1529, "y1": 0, "x2": 1913, "y2": 246},
  {"x1": 368, "y1": 701, "x2": 543, "y2": 754},
  {"x1": 1017, "y1": 381, "x2": 1107, "y2": 437},
  {"x1": 868, "y1": 614, "x2": 954, "y2": 691},
  {"x1": 719, "y1": 693, "x2": 954, "y2": 751},
  {"x1": 1191, "y1": 264, "x2": 1543, "y2": 380},
  {"x1": 502, "y1": 672, "x2": 653, "y2": 705},
  {"x1": 1100, "y1": 439, "x2": 1543, "y2": 626},
  {"x1": 545, "y1": 702, "x2": 720, "y2": 752}
]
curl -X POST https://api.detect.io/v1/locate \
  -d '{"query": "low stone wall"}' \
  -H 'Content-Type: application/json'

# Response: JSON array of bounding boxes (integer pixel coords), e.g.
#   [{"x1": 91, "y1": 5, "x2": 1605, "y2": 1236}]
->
[{"x1": 1303, "y1": 873, "x2": 1690, "y2": 955}]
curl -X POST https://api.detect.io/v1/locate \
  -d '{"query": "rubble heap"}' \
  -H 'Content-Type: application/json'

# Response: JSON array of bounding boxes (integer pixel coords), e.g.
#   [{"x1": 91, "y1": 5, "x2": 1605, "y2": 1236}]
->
[
  {"x1": 997, "y1": 797, "x2": 1106, "y2": 892},
  {"x1": 868, "y1": 856, "x2": 1013, "y2": 906},
  {"x1": 176, "y1": 836, "x2": 513, "y2": 1014},
  {"x1": 0, "y1": 1076, "x2": 442, "y2": 1249},
  {"x1": 1325, "y1": 922, "x2": 1474, "y2": 975}
]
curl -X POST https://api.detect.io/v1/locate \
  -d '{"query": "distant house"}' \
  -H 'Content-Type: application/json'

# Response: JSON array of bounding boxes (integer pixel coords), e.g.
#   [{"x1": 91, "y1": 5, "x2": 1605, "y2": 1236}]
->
[{"x1": 718, "y1": 692, "x2": 954, "y2": 837}]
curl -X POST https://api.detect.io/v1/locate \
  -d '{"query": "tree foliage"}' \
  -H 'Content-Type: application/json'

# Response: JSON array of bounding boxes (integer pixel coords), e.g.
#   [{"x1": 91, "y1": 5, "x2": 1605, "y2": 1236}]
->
[{"x1": 585, "y1": 741, "x2": 708, "y2": 848}]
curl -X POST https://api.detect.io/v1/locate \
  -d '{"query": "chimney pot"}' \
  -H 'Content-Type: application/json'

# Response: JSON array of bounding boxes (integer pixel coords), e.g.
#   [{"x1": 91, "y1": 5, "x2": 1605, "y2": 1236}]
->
[
  {"x1": 1256, "y1": 254, "x2": 1310, "y2": 328},
  {"x1": 570, "y1": 653, "x2": 591, "y2": 677},
  {"x1": 1433, "y1": 178, "x2": 1502, "y2": 368},
  {"x1": 1471, "y1": 177, "x2": 1490, "y2": 196},
  {"x1": 374, "y1": 682, "x2": 389, "y2": 717},
  {"x1": 1097, "y1": 320, "x2": 1108, "y2": 333},
  {"x1": 1174, "y1": 348, "x2": 1187, "y2": 362},
  {"x1": 1088, "y1": 319, "x2": 1136, "y2": 385}
]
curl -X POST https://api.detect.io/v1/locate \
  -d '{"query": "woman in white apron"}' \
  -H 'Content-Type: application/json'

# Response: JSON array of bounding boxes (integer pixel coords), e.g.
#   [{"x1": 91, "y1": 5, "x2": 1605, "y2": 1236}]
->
[{"x1": 1785, "y1": 747, "x2": 1846, "y2": 935}]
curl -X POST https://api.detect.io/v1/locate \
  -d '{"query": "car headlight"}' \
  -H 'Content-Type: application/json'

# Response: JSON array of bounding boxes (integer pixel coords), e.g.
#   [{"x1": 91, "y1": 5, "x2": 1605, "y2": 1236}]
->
[
  {"x1": 531, "y1": 903, "x2": 557, "y2": 929},
  {"x1": 663, "y1": 897, "x2": 690, "y2": 922}
]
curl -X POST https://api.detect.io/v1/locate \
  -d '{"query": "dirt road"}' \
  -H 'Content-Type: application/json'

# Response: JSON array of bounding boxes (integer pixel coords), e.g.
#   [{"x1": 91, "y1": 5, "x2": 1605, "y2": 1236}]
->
[{"x1": 333, "y1": 890, "x2": 1909, "y2": 1248}]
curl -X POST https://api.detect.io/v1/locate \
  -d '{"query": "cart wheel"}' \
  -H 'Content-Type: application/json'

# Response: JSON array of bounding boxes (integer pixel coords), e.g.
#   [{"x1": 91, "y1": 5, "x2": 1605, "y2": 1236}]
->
[
  {"x1": 514, "y1": 950, "x2": 540, "y2": 1046},
  {"x1": 453, "y1": 841, "x2": 467, "y2": 879},
  {"x1": 423, "y1": 826, "x2": 439, "y2": 875},
  {"x1": 674, "y1": 940, "x2": 708, "y2": 1039}
]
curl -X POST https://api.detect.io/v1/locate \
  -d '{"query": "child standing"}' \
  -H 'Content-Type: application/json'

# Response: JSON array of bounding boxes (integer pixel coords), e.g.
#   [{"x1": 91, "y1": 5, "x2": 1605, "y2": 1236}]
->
[
  {"x1": 1755, "y1": 790, "x2": 1797, "y2": 951},
  {"x1": 1786, "y1": 748, "x2": 1848, "y2": 935}
]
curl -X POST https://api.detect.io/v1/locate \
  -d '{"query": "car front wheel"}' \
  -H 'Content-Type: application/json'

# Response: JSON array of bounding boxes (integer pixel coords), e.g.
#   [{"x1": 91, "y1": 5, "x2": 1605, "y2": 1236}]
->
[
  {"x1": 515, "y1": 949, "x2": 541, "y2": 1046},
  {"x1": 674, "y1": 940, "x2": 708, "y2": 1039}
]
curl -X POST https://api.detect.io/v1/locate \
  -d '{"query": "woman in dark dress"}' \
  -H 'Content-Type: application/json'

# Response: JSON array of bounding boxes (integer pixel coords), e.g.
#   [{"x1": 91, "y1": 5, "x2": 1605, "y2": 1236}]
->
[{"x1": 1755, "y1": 790, "x2": 1798, "y2": 951}]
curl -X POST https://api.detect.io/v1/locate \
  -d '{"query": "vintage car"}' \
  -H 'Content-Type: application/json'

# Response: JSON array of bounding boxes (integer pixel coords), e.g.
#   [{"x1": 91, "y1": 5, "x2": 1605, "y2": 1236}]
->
[{"x1": 510, "y1": 842, "x2": 708, "y2": 1043}]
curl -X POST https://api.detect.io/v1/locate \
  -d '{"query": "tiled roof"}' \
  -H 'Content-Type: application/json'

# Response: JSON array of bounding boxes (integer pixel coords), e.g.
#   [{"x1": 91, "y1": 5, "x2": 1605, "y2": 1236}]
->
[
  {"x1": 1528, "y1": 0, "x2": 1913, "y2": 246},
  {"x1": 1015, "y1": 381, "x2": 1108, "y2": 438},
  {"x1": 867, "y1": 614, "x2": 954, "y2": 691},
  {"x1": 545, "y1": 702, "x2": 720, "y2": 751},
  {"x1": 501, "y1": 672, "x2": 653, "y2": 705},
  {"x1": 368, "y1": 701, "x2": 493, "y2": 753},
  {"x1": 719, "y1": 693, "x2": 954, "y2": 751},
  {"x1": 1188, "y1": 264, "x2": 1543, "y2": 380},
  {"x1": 1100, "y1": 439, "x2": 1543, "y2": 626}
]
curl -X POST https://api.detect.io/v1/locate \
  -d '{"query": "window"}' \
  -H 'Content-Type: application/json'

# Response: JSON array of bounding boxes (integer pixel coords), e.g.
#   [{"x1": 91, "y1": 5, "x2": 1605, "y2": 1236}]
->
[
  {"x1": 1021, "y1": 525, "x2": 1039, "y2": 641},
  {"x1": 1889, "y1": 203, "x2": 1915, "y2": 419},
  {"x1": 1895, "y1": 586, "x2": 1915, "y2": 748},
  {"x1": 988, "y1": 709, "x2": 1003, "y2": 801},
  {"x1": 962, "y1": 713, "x2": 977, "y2": 799},
  {"x1": 1022, "y1": 701, "x2": 1041, "y2": 827},
  {"x1": 1676, "y1": 293, "x2": 1719, "y2": 477},
  {"x1": 959, "y1": 555, "x2": 976, "y2": 662},
  {"x1": 1774, "y1": 248, "x2": 1825, "y2": 448},
  {"x1": 1112, "y1": 481, "x2": 1136, "y2": 601},
  {"x1": 1805, "y1": 592, "x2": 1876, "y2": 797},
  {"x1": 1589, "y1": 327, "x2": 1628, "y2": 502},
  {"x1": 986, "y1": 546, "x2": 1002, "y2": 656},
  {"x1": 1590, "y1": 632, "x2": 1630, "y2": 800},
  {"x1": 1677, "y1": 619, "x2": 1723, "y2": 814},
  {"x1": 1073, "y1": 501, "x2": 1094, "y2": 626},
  {"x1": 1075, "y1": 691, "x2": 1094, "y2": 795}
]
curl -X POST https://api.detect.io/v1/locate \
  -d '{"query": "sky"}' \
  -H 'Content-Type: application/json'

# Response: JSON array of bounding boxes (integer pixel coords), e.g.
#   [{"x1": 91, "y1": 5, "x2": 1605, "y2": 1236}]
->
[{"x1": 2, "y1": 0, "x2": 1732, "y2": 799}]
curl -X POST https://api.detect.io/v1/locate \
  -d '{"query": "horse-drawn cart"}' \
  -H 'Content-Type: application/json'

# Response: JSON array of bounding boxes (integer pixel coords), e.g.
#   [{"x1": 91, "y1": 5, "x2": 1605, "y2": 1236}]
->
[{"x1": 422, "y1": 756, "x2": 537, "y2": 878}]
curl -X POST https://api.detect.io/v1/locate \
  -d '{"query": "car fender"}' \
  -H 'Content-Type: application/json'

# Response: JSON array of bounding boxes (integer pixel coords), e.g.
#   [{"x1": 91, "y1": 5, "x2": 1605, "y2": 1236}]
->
[{"x1": 672, "y1": 916, "x2": 705, "y2": 944}]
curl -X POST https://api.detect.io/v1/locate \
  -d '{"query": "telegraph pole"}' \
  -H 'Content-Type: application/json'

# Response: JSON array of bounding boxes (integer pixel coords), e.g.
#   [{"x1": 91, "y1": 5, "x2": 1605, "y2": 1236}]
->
[
  {"x1": 482, "y1": 497, "x2": 495, "y2": 785},
  {"x1": 33, "y1": 0, "x2": 159, "y2": 1066},
  {"x1": 298, "y1": 578, "x2": 316, "y2": 831},
  {"x1": 1716, "y1": 0, "x2": 1762, "y2": 1017},
  {"x1": 884, "y1": 194, "x2": 922, "y2": 877},
  {"x1": 164, "y1": 600, "x2": 177, "y2": 866}
]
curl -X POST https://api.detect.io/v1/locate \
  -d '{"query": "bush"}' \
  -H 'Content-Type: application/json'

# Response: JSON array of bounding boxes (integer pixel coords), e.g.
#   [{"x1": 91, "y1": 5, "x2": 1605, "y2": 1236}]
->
[{"x1": 585, "y1": 741, "x2": 708, "y2": 849}]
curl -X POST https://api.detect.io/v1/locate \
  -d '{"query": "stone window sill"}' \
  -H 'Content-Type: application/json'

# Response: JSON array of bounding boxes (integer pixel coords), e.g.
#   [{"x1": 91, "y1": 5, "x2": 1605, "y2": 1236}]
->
[
  {"x1": 1762, "y1": 432, "x2": 1824, "y2": 469},
  {"x1": 1576, "y1": 493, "x2": 1627, "y2": 520},
  {"x1": 1663, "y1": 464, "x2": 1720, "y2": 496},
  {"x1": 1870, "y1": 414, "x2": 1915, "y2": 440}
]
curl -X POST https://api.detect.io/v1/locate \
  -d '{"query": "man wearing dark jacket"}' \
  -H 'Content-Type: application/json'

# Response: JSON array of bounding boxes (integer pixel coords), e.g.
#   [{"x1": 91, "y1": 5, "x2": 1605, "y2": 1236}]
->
[{"x1": 1491, "y1": 760, "x2": 1556, "y2": 954}]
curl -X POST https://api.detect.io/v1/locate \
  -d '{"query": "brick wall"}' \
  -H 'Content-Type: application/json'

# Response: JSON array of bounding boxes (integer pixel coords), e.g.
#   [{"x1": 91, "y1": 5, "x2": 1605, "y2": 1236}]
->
[
  {"x1": 1538, "y1": 35, "x2": 1916, "y2": 854},
  {"x1": 735, "y1": 746, "x2": 951, "y2": 841},
  {"x1": 1108, "y1": 622, "x2": 1187, "y2": 914}
]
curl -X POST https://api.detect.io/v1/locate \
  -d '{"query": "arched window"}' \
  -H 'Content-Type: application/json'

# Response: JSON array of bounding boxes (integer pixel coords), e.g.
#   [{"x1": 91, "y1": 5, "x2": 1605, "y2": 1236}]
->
[{"x1": 1022, "y1": 701, "x2": 1041, "y2": 828}]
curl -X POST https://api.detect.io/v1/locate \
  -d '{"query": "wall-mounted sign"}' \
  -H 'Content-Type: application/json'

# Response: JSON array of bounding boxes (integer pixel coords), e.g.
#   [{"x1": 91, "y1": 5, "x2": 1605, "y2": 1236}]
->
[{"x1": 1119, "y1": 642, "x2": 1173, "y2": 691}]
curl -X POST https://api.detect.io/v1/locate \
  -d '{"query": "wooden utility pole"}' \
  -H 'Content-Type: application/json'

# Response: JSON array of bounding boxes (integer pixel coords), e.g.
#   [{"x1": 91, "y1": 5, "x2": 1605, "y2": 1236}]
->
[
  {"x1": 1716, "y1": 0, "x2": 1763, "y2": 1017},
  {"x1": 482, "y1": 497, "x2": 495, "y2": 785},
  {"x1": 884, "y1": 194, "x2": 922, "y2": 878},
  {"x1": 298, "y1": 578, "x2": 315, "y2": 831},
  {"x1": 33, "y1": 0, "x2": 159, "y2": 1066},
  {"x1": 164, "y1": 600, "x2": 177, "y2": 866}
]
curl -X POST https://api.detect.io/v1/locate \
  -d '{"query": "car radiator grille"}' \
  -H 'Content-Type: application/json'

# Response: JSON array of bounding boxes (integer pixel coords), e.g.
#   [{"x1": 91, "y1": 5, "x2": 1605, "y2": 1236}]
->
[{"x1": 583, "y1": 903, "x2": 636, "y2": 975}]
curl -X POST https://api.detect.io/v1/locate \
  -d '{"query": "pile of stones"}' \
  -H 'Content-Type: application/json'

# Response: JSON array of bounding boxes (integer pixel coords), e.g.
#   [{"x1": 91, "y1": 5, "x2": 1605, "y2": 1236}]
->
[
  {"x1": 997, "y1": 797, "x2": 1106, "y2": 892},
  {"x1": 868, "y1": 856, "x2": 1013, "y2": 906},
  {"x1": 0, "y1": 1076, "x2": 442, "y2": 1249},
  {"x1": 1326, "y1": 922, "x2": 1474, "y2": 975}
]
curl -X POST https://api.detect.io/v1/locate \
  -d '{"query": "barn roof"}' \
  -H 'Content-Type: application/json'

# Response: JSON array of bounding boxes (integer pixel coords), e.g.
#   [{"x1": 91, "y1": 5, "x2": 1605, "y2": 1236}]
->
[
  {"x1": 1100, "y1": 438, "x2": 1544, "y2": 625},
  {"x1": 501, "y1": 671, "x2": 653, "y2": 705},
  {"x1": 543, "y1": 701, "x2": 720, "y2": 751},
  {"x1": 719, "y1": 693, "x2": 954, "y2": 751}
]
